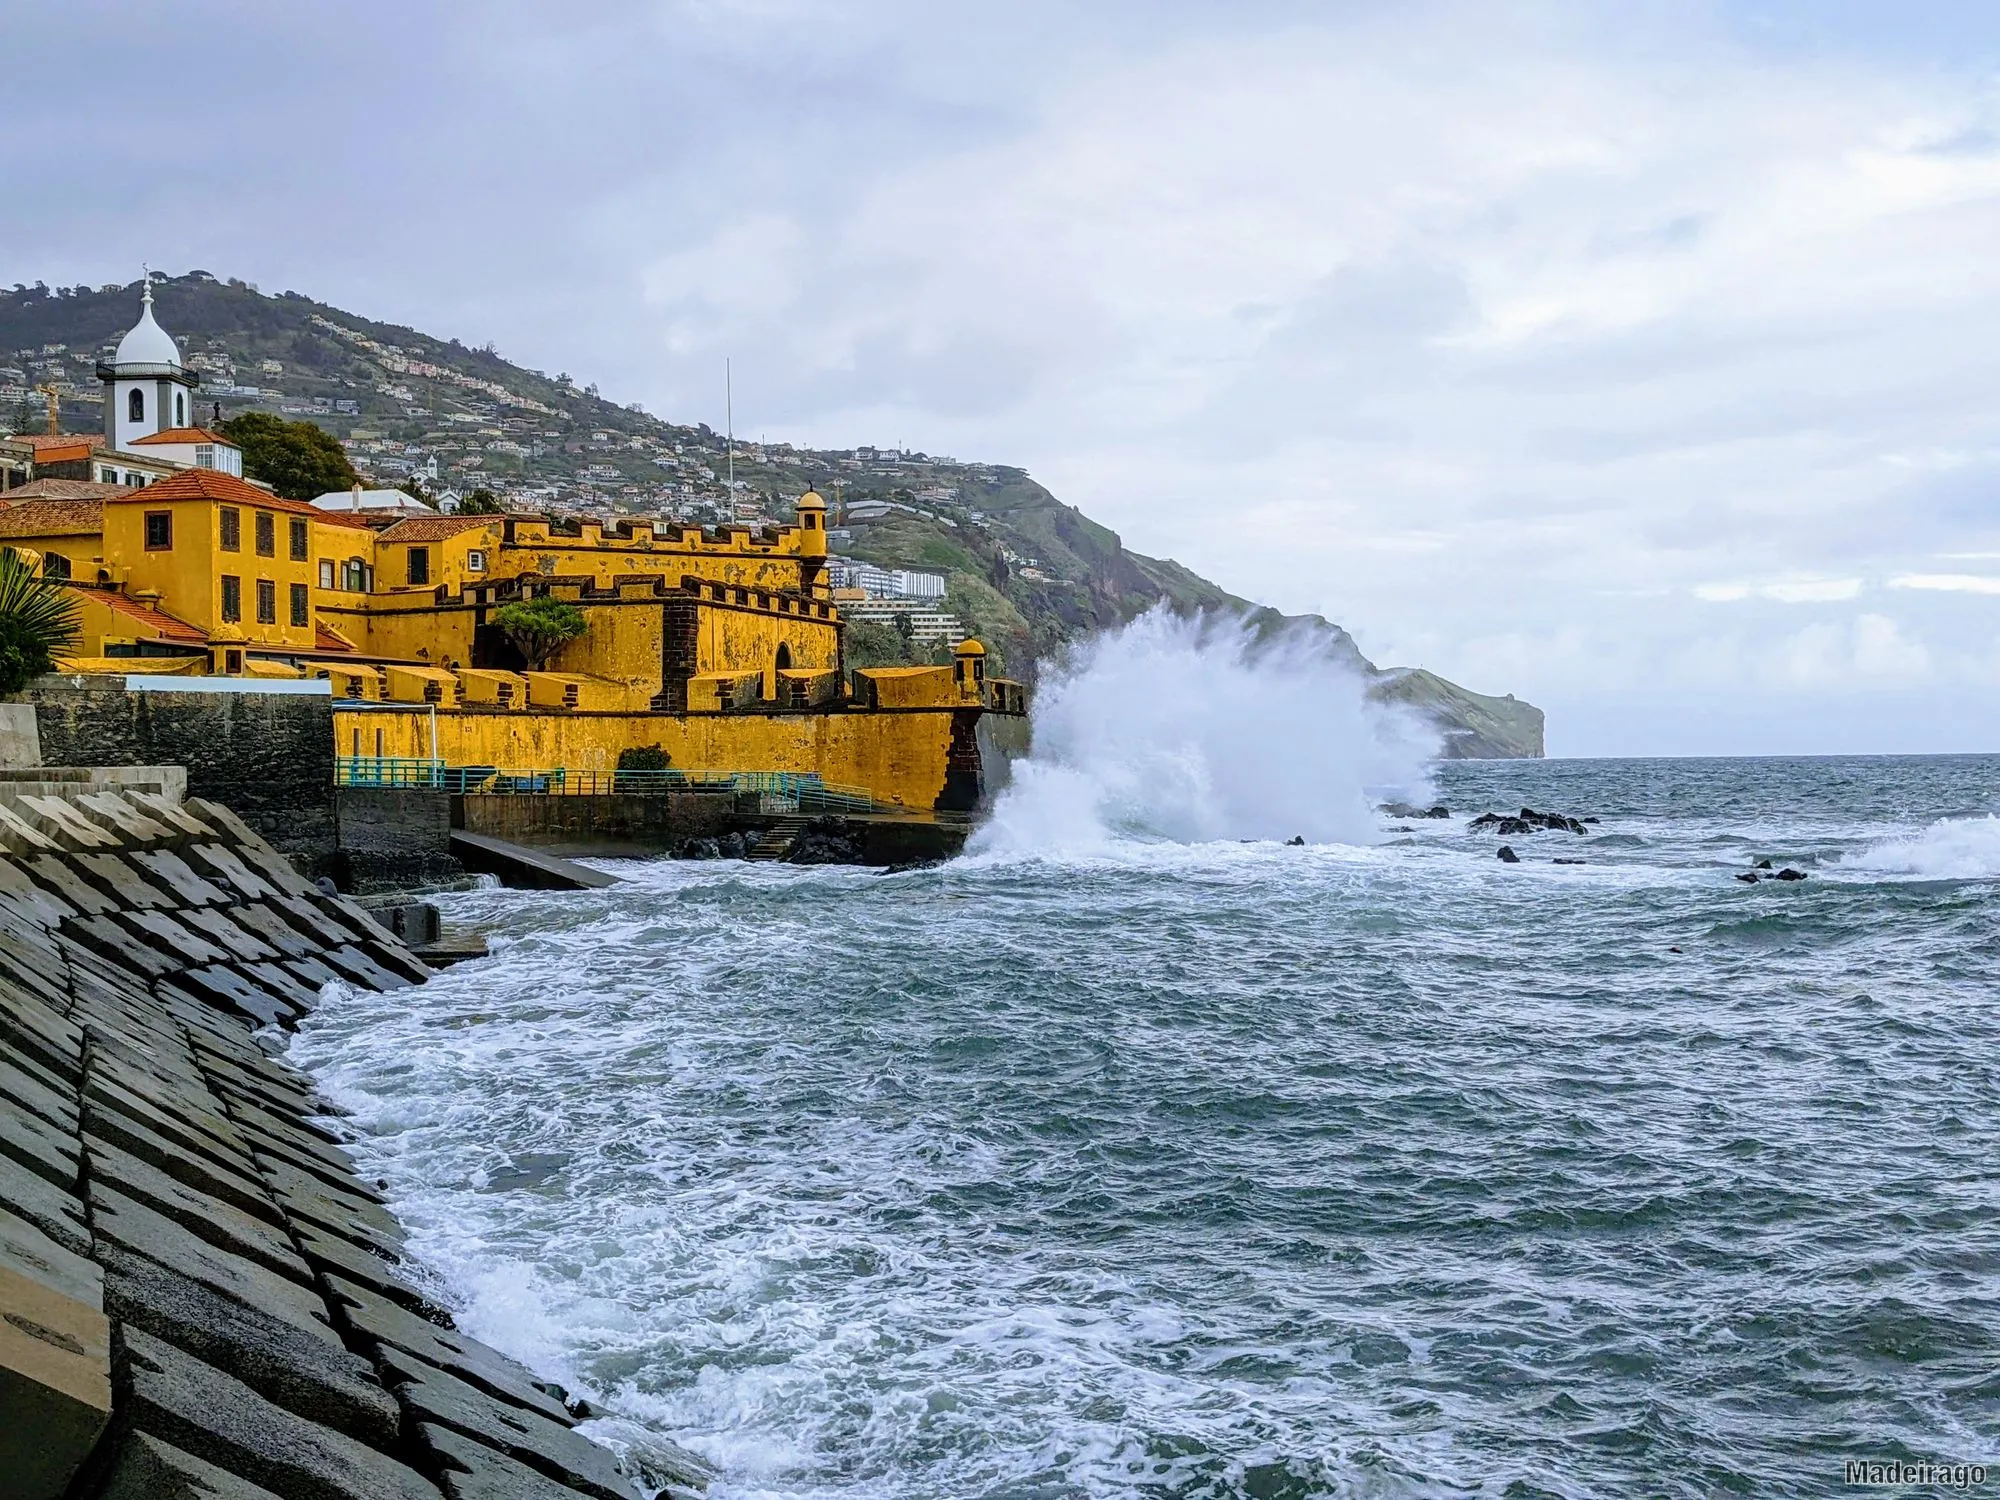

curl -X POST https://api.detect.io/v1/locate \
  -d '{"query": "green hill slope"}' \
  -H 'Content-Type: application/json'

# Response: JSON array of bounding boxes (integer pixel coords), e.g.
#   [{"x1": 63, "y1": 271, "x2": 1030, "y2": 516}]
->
[{"x1": 0, "y1": 272, "x2": 1543, "y2": 758}]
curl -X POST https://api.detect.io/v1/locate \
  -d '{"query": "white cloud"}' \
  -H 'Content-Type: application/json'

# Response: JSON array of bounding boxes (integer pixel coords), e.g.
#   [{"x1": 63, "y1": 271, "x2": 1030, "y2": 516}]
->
[
  {"x1": 1889, "y1": 573, "x2": 2000, "y2": 595},
  {"x1": 1696, "y1": 578, "x2": 1864, "y2": 603}
]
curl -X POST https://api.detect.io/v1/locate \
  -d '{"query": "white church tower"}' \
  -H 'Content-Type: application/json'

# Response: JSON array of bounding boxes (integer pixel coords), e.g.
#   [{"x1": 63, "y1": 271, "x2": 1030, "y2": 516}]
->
[{"x1": 98, "y1": 274, "x2": 199, "y2": 450}]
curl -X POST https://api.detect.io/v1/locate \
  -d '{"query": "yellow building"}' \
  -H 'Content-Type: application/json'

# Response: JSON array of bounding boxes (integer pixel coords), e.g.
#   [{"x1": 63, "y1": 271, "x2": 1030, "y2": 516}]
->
[{"x1": 0, "y1": 464, "x2": 1021, "y2": 811}]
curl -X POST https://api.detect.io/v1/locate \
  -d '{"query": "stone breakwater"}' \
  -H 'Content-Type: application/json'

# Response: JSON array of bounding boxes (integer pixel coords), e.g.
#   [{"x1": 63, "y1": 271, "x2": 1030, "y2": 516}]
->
[{"x1": 0, "y1": 786, "x2": 711, "y2": 1499}]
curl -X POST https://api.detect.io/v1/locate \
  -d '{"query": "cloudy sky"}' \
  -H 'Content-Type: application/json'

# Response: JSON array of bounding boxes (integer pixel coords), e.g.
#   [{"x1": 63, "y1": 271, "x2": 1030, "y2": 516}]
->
[{"x1": 9, "y1": 0, "x2": 2000, "y2": 754}]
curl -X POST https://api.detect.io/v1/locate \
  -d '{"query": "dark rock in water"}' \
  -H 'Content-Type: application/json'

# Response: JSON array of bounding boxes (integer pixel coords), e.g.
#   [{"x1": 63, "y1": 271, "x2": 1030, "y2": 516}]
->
[
  {"x1": 1496, "y1": 845, "x2": 1520, "y2": 863},
  {"x1": 1428, "y1": 804, "x2": 1450, "y2": 818},
  {"x1": 1475, "y1": 808, "x2": 1588, "y2": 836},
  {"x1": 672, "y1": 837, "x2": 723, "y2": 860},
  {"x1": 1285, "y1": 835, "x2": 1305, "y2": 846},
  {"x1": 1553, "y1": 858, "x2": 1586, "y2": 865},
  {"x1": 879, "y1": 859, "x2": 943, "y2": 874},
  {"x1": 1775, "y1": 868, "x2": 1808, "y2": 881},
  {"x1": 1495, "y1": 817, "x2": 1532, "y2": 836},
  {"x1": 789, "y1": 821, "x2": 866, "y2": 865},
  {"x1": 1737, "y1": 872, "x2": 1760, "y2": 883},
  {"x1": 1391, "y1": 825, "x2": 1414, "y2": 833},
  {"x1": 1582, "y1": 816, "x2": 1600, "y2": 824},
  {"x1": 1754, "y1": 858, "x2": 1773, "y2": 870},
  {"x1": 1468, "y1": 812, "x2": 1502, "y2": 829},
  {"x1": 718, "y1": 831, "x2": 749, "y2": 860},
  {"x1": 1381, "y1": 802, "x2": 1451, "y2": 820}
]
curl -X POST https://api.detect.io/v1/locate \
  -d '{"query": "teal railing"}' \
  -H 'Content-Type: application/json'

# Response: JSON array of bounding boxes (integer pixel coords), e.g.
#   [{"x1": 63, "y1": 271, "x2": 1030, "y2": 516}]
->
[{"x1": 335, "y1": 758, "x2": 883, "y2": 811}]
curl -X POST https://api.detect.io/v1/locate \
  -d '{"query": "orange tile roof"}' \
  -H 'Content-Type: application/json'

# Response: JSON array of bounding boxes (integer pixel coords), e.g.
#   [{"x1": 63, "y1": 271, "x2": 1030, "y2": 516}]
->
[
  {"x1": 0, "y1": 499, "x2": 105, "y2": 537},
  {"x1": 71, "y1": 586, "x2": 208, "y2": 644},
  {"x1": 311, "y1": 509, "x2": 380, "y2": 530},
  {"x1": 315, "y1": 623, "x2": 359, "y2": 652},
  {"x1": 26, "y1": 442, "x2": 97, "y2": 466},
  {"x1": 128, "y1": 427, "x2": 236, "y2": 447},
  {"x1": 9, "y1": 434, "x2": 106, "y2": 454},
  {"x1": 108, "y1": 467, "x2": 320, "y2": 515},
  {"x1": 0, "y1": 479, "x2": 125, "y2": 501},
  {"x1": 378, "y1": 515, "x2": 500, "y2": 543}
]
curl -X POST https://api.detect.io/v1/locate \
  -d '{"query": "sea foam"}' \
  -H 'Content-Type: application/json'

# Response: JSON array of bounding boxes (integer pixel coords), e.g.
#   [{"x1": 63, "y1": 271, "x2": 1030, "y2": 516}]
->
[
  {"x1": 973, "y1": 608, "x2": 1435, "y2": 852},
  {"x1": 1837, "y1": 814, "x2": 2000, "y2": 880}
]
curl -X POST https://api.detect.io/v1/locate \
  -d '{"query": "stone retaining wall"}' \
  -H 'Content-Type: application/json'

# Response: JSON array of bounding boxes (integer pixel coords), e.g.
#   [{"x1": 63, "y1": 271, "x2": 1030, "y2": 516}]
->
[{"x1": 0, "y1": 788, "x2": 709, "y2": 1499}]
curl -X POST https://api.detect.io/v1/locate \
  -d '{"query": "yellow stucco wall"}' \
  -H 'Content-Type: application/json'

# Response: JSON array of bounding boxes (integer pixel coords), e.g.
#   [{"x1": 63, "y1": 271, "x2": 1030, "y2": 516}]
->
[{"x1": 336, "y1": 705, "x2": 962, "y2": 808}]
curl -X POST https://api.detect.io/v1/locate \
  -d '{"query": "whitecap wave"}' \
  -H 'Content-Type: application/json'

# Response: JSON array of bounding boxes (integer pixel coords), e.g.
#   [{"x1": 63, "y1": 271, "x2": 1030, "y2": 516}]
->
[
  {"x1": 974, "y1": 607, "x2": 1436, "y2": 853},
  {"x1": 1837, "y1": 814, "x2": 2000, "y2": 879}
]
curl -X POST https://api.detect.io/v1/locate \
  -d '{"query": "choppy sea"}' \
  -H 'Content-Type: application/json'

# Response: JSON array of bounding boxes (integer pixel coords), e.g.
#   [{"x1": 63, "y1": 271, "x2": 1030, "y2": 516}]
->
[{"x1": 288, "y1": 748, "x2": 2000, "y2": 1499}]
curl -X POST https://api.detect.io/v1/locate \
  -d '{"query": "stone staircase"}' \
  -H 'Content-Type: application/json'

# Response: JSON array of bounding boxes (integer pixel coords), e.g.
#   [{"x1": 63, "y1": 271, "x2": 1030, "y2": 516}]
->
[{"x1": 744, "y1": 816, "x2": 809, "y2": 862}]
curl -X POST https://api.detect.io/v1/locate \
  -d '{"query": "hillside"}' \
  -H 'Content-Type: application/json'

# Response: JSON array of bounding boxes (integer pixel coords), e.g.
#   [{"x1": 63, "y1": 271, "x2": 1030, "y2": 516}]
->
[{"x1": 0, "y1": 271, "x2": 1543, "y2": 757}]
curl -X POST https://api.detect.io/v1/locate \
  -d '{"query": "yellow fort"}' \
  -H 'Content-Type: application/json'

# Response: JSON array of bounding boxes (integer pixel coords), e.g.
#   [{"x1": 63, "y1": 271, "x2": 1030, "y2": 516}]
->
[{"x1": 1, "y1": 293, "x2": 1025, "y2": 814}]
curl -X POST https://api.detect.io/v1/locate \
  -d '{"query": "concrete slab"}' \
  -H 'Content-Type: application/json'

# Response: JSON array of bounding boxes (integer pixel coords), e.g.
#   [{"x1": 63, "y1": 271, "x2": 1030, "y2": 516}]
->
[
  {"x1": 0, "y1": 1053, "x2": 79, "y2": 1135},
  {"x1": 129, "y1": 788, "x2": 219, "y2": 836},
  {"x1": 12, "y1": 794, "x2": 120, "y2": 851},
  {"x1": 117, "y1": 909, "x2": 235, "y2": 967},
  {"x1": 0, "y1": 856, "x2": 72, "y2": 922},
  {"x1": 325, "y1": 1274, "x2": 575, "y2": 1426},
  {"x1": 0, "y1": 945, "x2": 75, "y2": 1023},
  {"x1": 284, "y1": 954, "x2": 348, "y2": 992},
  {"x1": 185, "y1": 842, "x2": 285, "y2": 901},
  {"x1": 73, "y1": 850, "x2": 182, "y2": 910},
  {"x1": 324, "y1": 943, "x2": 416, "y2": 992},
  {"x1": 89, "y1": 1187, "x2": 340, "y2": 1345},
  {"x1": 130, "y1": 848, "x2": 234, "y2": 905},
  {"x1": 0, "y1": 1258, "x2": 111, "y2": 1500},
  {"x1": 0, "y1": 1090, "x2": 80, "y2": 1192},
  {"x1": 23, "y1": 854, "x2": 118, "y2": 915},
  {"x1": 103, "y1": 1248, "x2": 402, "y2": 1449},
  {"x1": 227, "y1": 901, "x2": 318, "y2": 957},
  {"x1": 64, "y1": 912, "x2": 179, "y2": 978},
  {"x1": 259, "y1": 1157, "x2": 410, "y2": 1252},
  {"x1": 0, "y1": 1204, "x2": 100, "y2": 1307},
  {"x1": 88, "y1": 1140, "x2": 309, "y2": 1283},
  {"x1": 288, "y1": 1217, "x2": 438, "y2": 1315},
  {"x1": 449, "y1": 831, "x2": 620, "y2": 891},
  {"x1": 367, "y1": 939, "x2": 438, "y2": 984},
  {"x1": 237, "y1": 842, "x2": 320, "y2": 898},
  {"x1": 0, "y1": 800, "x2": 62, "y2": 854},
  {"x1": 273, "y1": 891, "x2": 369, "y2": 945},
  {"x1": 241, "y1": 959, "x2": 326, "y2": 1012},
  {"x1": 74, "y1": 789, "x2": 178, "y2": 844},
  {"x1": 80, "y1": 1114, "x2": 275, "y2": 1225},
  {"x1": 420, "y1": 1422, "x2": 617, "y2": 1500},
  {"x1": 0, "y1": 985, "x2": 83, "y2": 1085},
  {"x1": 181, "y1": 797, "x2": 266, "y2": 846},
  {"x1": 379, "y1": 1346, "x2": 638, "y2": 1500},
  {"x1": 96, "y1": 1430, "x2": 286, "y2": 1500},
  {"x1": 85, "y1": 1055, "x2": 252, "y2": 1170},
  {"x1": 0, "y1": 1156, "x2": 91, "y2": 1258},
  {"x1": 175, "y1": 907, "x2": 282, "y2": 962},
  {"x1": 121, "y1": 1325, "x2": 445, "y2": 1500},
  {"x1": 181, "y1": 965, "x2": 298, "y2": 1029}
]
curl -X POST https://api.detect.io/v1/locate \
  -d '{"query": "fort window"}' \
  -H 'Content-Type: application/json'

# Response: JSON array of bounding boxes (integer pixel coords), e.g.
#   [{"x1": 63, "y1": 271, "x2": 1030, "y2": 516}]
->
[
  {"x1": 220, "y1": 575, "x2": 241, "y2": 622},
  {"x1": 320, "y1": 560, "x2": 335, "y2": 589},
  {"x1": 344, "y1": 559, "x2": 367, "y2": 591},
  {"x1": 219, "y1": 508, "x2": 241, "y2": 551},
  {"x1": 144, "y1": 511, "x2": 172, "y2": 550},
  {"x1": 225, "y1": 649, "x2": 243, "y2": 673},
  {"x1": 289, "y1": 518, "x2": 309, "y2": 561},
  {"x1": 407, "y1": 547, "x2": 431, "y2": 585},
  {"x1": 175, "y1": 392, "x2": 186, "y2": 426},
  {"x1": 127, "y1": 389, "x2": 143, "y2": 423},
  {"x1": 256, "y1": 579, "x2": 276, "y2": 624},
  {"x1": 42, "y1": 552, "x2": 69, "y2": 580},
  {"x1": 255, "y1": 512, "x2": 275, "y2": 557},
  {"x1": 290, "y1": 583, "x2": 309, "y2": 628},
  {"x1": 467, "y1": 549, "x2": 486, "y2": 573}
]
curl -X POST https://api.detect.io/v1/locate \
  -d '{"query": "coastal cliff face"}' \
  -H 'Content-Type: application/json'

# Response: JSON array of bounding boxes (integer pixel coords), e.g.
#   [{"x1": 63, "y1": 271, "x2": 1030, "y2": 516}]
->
[{"x1": 0, "y1": 785, "x2": 701, "y2": 1499}]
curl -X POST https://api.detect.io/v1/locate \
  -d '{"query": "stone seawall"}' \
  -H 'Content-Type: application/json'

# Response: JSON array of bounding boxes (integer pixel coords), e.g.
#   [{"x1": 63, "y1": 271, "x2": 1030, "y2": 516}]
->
[{"x1": 0, "y1": 787, "x2": 709, "y2": 1498}]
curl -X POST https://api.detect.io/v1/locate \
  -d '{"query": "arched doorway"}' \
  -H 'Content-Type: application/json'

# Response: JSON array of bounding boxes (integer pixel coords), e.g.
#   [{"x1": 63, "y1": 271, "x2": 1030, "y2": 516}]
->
[{"x1": 772, "y1": 642, "x2": 792, "y2": 702}]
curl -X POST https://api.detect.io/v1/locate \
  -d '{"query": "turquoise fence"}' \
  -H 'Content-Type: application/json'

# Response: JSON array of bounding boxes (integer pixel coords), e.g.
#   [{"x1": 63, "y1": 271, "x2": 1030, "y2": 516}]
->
[{"x1": 335, "y1": 757, "x2": 883, "y2": 812}]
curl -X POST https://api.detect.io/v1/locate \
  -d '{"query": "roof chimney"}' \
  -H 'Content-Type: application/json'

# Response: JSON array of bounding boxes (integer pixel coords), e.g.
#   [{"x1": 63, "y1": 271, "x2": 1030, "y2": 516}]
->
[{"x1": 351, "y1": 481, "x2": 362, "y2": 512}]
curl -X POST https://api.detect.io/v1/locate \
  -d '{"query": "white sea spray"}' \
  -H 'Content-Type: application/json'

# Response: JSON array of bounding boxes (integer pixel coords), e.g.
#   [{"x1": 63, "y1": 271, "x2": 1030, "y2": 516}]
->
[{"x1": 974, "y1": 607, "x2": 1437, "y2": 852}]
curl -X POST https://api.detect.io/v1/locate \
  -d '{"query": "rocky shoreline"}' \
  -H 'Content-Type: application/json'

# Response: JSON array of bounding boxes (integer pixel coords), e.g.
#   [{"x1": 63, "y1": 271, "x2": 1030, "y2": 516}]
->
[{"x1": 0, "y1": 786, "x2": 706, "y2": 1499}]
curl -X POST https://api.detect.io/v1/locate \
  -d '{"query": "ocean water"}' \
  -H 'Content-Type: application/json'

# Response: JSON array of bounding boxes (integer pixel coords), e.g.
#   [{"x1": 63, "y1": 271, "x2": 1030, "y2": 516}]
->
[{"x1": 289, "y1": 752, "x2": 2000, "y2": 1499}]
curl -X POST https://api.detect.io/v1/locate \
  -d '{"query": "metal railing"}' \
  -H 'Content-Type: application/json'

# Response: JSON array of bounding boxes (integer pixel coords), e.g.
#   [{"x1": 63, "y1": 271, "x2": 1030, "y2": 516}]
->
[{"x1": 335, "y1": 757, "x2": 884, "y2": 811}]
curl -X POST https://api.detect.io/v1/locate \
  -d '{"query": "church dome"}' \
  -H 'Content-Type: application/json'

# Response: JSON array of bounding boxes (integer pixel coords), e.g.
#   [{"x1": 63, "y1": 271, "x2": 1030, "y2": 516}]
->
[{"x1": 114, "y1": 282, "x2": 182, "y2": 368}]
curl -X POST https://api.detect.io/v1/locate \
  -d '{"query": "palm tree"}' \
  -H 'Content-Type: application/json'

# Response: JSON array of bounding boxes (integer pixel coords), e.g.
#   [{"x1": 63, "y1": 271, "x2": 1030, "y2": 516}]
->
[{"x1": 0, "y1": 548, "x2": 79, "y2": 694}]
